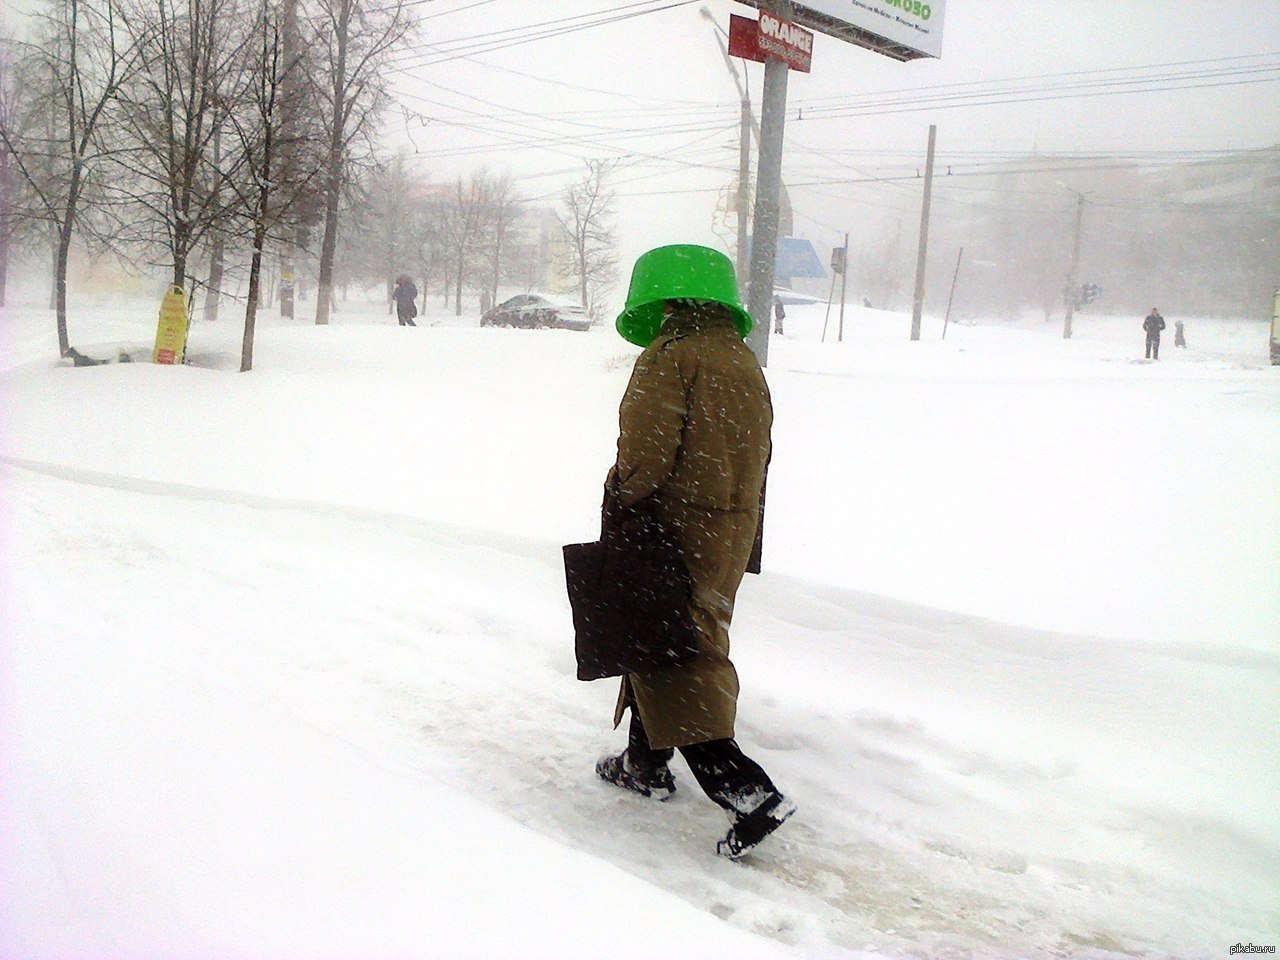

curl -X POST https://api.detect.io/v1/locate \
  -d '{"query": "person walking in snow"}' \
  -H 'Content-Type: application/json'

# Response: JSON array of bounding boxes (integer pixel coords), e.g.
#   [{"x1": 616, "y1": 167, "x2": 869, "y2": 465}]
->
[
  {"x1": 1174, "y1": 318, "x2": 1186, "y2": 348},
  {"x1": 772, "y1": 294, "x2": 785, "y2": 335},
  {"x1": 393, "y1": 275, "x2": 418, "y2": 326},
  {"x1": 1143, "y1": 307, "x2": 1165, "y2": 359},
  {"x1": 594, "y1": 244, "x2": 795, "y2": 860}
]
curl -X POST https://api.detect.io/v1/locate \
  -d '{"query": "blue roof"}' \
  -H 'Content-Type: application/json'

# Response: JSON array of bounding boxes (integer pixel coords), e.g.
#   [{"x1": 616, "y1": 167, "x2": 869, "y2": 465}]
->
[{"x1": 746, "y1": 236, "x2": 828, "y2": 280}]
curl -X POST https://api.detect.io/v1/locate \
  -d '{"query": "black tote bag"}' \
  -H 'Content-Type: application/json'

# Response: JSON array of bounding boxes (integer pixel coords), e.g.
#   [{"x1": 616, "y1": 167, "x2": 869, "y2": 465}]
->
[{"x1": 563, "y1": 498, "x2": 700, "y2": 682}]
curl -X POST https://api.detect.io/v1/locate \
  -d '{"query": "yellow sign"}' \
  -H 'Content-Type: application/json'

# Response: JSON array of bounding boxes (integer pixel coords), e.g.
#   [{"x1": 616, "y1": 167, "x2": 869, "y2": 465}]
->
[{"x1": 154, "y1": 285, "x2": 190, "y2": 365}]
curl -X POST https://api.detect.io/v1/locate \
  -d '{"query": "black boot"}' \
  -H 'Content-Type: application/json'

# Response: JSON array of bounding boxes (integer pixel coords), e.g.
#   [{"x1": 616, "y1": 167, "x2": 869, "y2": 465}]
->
[
  {"x1": 596, "y1": 751, "x2": 677, "y2": 801},
  {"x1": 717, "y1": 792, "x2": 796, "y2": 860}
]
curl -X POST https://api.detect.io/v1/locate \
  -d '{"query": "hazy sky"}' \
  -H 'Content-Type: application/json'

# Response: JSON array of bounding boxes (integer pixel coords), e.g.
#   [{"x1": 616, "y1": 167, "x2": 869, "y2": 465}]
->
[
  {"x1": 6, "y1": 0, "x2": 1279, "y2": 279},
  {"x1": 383, "y1": 0, "x2": 1280, "y2": 278}
]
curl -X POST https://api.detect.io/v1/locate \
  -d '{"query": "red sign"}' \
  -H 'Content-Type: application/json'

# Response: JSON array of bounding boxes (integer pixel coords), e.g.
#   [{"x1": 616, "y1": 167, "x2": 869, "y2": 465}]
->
[{"x1": 727, "y1": 13, "x2": 812, "y2": 73}]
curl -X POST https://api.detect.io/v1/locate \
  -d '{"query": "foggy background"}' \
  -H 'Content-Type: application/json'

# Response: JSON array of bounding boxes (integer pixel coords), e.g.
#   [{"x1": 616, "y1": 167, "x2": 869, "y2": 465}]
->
[{"x1": 2, "y1": 0, "x2": 1277, "y2": 325}]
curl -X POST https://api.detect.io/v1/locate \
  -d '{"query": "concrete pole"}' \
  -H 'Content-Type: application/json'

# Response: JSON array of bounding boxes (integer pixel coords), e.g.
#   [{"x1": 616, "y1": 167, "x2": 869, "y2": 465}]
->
[
  {"x1": 745, "y1": 2, "x2": 792, "y2": 368},
  {"x1": 910, "y1": 124, "x2": 937, "y2": 341},
  {"x1": 1063, "y1": 192, "x2": 1085, "y2": 340}
]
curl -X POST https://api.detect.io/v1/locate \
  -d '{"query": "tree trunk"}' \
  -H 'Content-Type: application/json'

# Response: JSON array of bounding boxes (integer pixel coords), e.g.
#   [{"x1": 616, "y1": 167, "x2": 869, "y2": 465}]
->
[
  {"x1": 243, "y1": 220, "x2": 265, "y2": 372},
  {"x1": 314, "y1": 0, "x2": 351, "y2": 326},
  {"x1": 172, "y1": 209, "x2": 191, "y2": 289},
  {"x1": 55, "y1": 220, "x2": 73, "y2": 356},
  {"x1": 205, "y1": 234, "x2": 225, "y2": 321},
  {"x1": 49, "y1": 232, "x2": 58, "y2": 310},
  {"x1": 0, "y1": 147, "x2": 9, "y2": 309},
  {"x1": 314, "y1": 159, "x2": 341, "y2": 324},
  {"x1": 453, "y1": 252, "x2": 464, "y2": 316},
  {"x1": 0, "y1": 222, "x2": 8, "y2": 309},
  {"x1": 204, "y1": 127, "x2": 225, "y2": 322},
  {"x1": 489, "y1": 219, "x2": 505, "y2": 309}
]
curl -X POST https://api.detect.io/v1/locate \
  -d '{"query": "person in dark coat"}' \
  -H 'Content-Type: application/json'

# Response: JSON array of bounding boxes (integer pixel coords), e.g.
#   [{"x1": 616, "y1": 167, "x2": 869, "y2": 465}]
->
[
  {"x1": 594, "y1": 244, "x2": 795, "y2": 860},
  {"x1": 1143, "y1": 307, "x2": 1165, "y2": 359},
  {"x1": 1174, "y1": 319, "x2": 1186, "y2": 348},
  {"x1": 393, "y1": 275, "x2": 418, "y2": 326},
  {"x1": 772, "y1": 294, "x2": 785, "y2": 334}
]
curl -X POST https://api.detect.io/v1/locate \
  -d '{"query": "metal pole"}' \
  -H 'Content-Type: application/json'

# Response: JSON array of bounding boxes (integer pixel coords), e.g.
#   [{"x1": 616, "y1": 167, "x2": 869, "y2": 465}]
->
[
  {"x1": 745, "y1": 7, "x2": 790, "y2": 368},
  {"x1": 910, "y1": 124, "x2": 936, "y2": 341},
  {"x1": 837, "y1": 232, "x2": 849, "y2": 342},
  {"x1": 1063, "y1": 191, "x2": 1085, "y2": 340},
  {"x1": 942, "y1": 245, "x2": 963, "y2": 340},
  {"x1": 820, "y1": 264, "x2": 837, "y2": 342},
  {"x1": 737, "y1": 95, "x2": 751, "y2": 296}
]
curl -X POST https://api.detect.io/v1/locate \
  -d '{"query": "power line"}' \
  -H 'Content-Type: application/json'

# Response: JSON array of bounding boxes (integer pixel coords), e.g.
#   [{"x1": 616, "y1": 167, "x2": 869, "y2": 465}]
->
[{"x1": 386, "y1": 0, "x2": 696, "y2": 72}]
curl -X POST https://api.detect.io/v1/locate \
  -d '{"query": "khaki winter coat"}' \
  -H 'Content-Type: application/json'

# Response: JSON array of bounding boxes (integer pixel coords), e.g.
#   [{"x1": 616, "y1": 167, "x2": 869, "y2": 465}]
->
[{"x1": 610, "y1": 304, "x2": 772, "y2": 749}]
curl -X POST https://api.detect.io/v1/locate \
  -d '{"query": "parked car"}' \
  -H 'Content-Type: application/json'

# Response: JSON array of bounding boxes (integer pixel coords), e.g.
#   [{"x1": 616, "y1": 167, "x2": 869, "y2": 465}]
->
[{"x1": 480, "y1": 294, "x2": 592, "y2": 332}]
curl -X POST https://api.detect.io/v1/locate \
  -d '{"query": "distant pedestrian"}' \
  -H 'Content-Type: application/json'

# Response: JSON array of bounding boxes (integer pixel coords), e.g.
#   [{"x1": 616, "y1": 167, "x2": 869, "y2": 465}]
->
[
  {"x1": 480, "y1": 290, "x2": 492, "y2": 316},
  {"x1": 1174, "y1": 319, "x2": 1186, "y2": 348},
  {"x1": 1143, "y1": 307, "x2": 1165, "y2": 359},
  {"x1": 393, "y1": 275, "x2": 418, "y2": 326},
  {"x1": 772, "y1": 294, "x2": 785, "y2": 335}
]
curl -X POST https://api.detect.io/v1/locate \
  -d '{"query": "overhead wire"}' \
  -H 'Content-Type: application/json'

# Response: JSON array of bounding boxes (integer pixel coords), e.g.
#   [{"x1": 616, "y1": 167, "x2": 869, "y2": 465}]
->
[
  {"x1": 385, "y1": 0, "x2": 698, "y2": 72},
  {"x1": 369, "y1": 6, "x2": 1277, "y2": 229}
]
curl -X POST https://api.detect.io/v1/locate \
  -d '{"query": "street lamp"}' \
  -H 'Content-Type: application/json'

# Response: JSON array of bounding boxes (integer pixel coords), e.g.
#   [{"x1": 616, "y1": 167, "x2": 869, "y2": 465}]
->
[{"x1": 700, "y1": 6, "x2": 753, "y2": 294}]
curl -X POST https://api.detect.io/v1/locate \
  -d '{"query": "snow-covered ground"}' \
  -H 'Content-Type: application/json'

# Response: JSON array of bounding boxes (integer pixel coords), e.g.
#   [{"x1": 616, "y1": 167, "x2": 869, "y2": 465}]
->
[{"x1": 2, "y1": 287, "x2": 1277, "y2": 960}]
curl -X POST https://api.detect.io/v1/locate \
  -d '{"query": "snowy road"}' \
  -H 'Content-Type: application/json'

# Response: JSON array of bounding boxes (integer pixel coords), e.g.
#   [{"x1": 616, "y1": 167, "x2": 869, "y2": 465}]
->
[
  {"x1": 4, "y1": 456, "x2": 1274, "y2": 959},
  {"x1": 3, "y1": 298, "x2": 1277, "y2": 958}
]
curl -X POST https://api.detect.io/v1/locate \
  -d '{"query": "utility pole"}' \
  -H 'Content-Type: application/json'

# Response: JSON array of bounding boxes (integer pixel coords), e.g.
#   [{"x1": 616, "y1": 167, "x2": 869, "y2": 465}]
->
[
  {"x1": 1063, "y1": 190, "x2": 1086, "y2": 340},
  {"x1": 745, "y1": 0, "x2": 793, "y2": 368},
  {"x1": 838, "y1": 232, "x2": 849, "y2": 341},
  {"x1": 910, "y1": 124, "x2": 936, "y2": 341}
]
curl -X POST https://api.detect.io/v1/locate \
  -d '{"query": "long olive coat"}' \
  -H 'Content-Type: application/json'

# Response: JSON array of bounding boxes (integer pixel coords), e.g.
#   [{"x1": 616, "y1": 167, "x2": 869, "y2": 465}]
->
[{"x1": 609, "y1": 304, "x2": 772, "y2": 749}]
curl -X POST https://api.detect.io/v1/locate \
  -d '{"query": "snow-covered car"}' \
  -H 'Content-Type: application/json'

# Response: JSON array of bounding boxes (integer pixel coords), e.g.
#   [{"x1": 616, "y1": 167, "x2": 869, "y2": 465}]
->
[{"x1": 480, "y1": 294, "x2": 592, "y2": 332}]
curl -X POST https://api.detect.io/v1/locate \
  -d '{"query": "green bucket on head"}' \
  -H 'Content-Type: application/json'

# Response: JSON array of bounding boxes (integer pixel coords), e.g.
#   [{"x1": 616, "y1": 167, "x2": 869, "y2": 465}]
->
[{"x1": 615, "y1": 244, "x2": 753, "y2": 347}]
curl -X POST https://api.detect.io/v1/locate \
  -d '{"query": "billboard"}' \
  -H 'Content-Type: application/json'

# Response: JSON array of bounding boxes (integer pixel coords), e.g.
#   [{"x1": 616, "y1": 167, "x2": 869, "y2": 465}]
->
[
  {"x1": 729, "y1": 13, "x2": 813, "y2": 72},
  {"x1": 736, "y1": 0, "x2": 945, "y2": 61}
]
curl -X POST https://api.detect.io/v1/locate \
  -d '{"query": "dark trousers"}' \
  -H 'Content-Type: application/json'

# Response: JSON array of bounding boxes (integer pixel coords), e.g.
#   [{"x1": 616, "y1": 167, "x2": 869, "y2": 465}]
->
[
  {"x1": 397, "y1": 306, "x2": 417, "y2": 326},
  {"x1": 1145, "y1": 333, "x2": 1160, "y2": 359},
  {"x1": 626, "y1": 709, "x2": 777, "y2": 815}
]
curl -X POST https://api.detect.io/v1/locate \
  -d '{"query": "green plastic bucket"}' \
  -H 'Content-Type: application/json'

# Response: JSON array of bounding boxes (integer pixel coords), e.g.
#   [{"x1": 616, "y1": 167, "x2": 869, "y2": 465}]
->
[{"x1": 615, "y1": 244, "x2": 753, "y2": 347}]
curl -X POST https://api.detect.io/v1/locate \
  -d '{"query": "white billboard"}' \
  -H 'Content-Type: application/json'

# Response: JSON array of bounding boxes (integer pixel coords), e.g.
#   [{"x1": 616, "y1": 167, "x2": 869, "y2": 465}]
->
[{"x1": 737, "y1": 0, "x2": 945, "y2": 60}]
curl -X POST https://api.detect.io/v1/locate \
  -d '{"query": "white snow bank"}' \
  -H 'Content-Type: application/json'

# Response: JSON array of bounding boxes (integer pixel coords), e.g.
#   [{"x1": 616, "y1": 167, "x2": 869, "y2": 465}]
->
[{"x1": 2, "y1": 292, "x2": 1276, "y2": 959}]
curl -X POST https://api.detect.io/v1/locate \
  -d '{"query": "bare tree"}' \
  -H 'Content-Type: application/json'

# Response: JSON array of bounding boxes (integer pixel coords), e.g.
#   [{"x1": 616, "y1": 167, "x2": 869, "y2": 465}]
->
[
  {"x1": 224, "y1": 5, "x2": 286, "y2": 371},
  {"x1": 309, "y1": 0, "x2": 411, "y2": 325},
  {"x1": 347, "y1": 153, "x2": 416, "y2": 308},
  {"x1": 0, "y1": 0, "x2": 143, "y2": 354},
  {"x1": 441, "y1": 170, "x2": 495, "y2": 316},
  {"x1": 480, "y1": 172, "x2": 521, "y2": 310},
  {"x1": 111, "y1": 0, "x2": 257, "y2": 290},
  {"x1": 557, "y1": 159, "x2": 618, "y2": 318}
]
